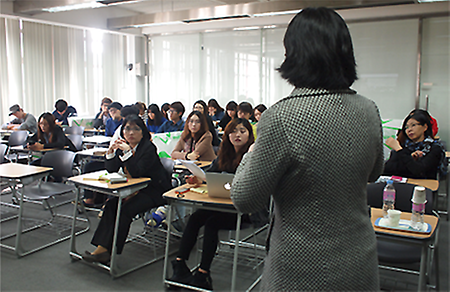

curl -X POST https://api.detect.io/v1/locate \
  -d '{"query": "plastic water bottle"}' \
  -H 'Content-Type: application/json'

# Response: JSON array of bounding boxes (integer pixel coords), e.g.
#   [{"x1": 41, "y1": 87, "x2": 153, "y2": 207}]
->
[
  {"x1": 382, "y1": 180, "x2": 396, "y2": 218},
  {"x1": 410, "y1": 186, "x2": 426, "y2": 231},
  {"x1": 146, "y1": 206, "x2": 167, "y2": 227}
]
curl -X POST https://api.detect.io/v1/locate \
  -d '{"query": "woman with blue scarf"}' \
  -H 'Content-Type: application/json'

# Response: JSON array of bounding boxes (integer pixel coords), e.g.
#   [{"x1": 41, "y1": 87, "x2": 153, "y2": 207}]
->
[{"x1": 384, "y1": 110, "x2": 445, "y2": 179}]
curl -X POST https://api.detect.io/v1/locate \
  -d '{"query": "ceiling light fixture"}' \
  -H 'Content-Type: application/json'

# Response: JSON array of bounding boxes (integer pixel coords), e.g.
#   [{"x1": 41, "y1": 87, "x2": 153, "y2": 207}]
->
[
  {"x1": 253, "y1": 10, "x2": 302, "y2": 17},
  {"x1": 42, "y1": 2, "x2": 105, "y2": 13}
]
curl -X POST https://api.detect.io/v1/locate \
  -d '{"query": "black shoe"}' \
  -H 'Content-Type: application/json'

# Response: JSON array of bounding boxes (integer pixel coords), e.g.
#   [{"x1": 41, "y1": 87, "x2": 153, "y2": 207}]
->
[
  {"x1": 169, "y1": 259, "x2": 192, "y2": 284},
  {"x1": 190, "y1": 269, "x2": 213, "y2": 290},
  {"x1": 82, "y1": 250, "x2": 110, "y2": 264}
]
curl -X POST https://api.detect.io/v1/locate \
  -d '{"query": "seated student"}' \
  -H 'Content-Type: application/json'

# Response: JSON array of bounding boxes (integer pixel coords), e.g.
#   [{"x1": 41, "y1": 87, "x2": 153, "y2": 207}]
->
[
  {"x1": 218, "y1": 101, "x2": 237, "y2": 130},
  {"x1": 193, "y1": 100, "x2": 220, "y2": 147},
  {"x1": 105, "y1": 102, "x2": 123, "y2": 137},
  {"x1": 169, "y1": 118, "x2": 255, "y2": 290},
  {"x1": 83, "y1": 105, "x2": 140, "y2": 208},
  {"x1": 171, "y1": 111, "x2": 216, "y2": 162},
  {"x1": 237, "y1": 102, "x2": 257, "y2": 140},
  {"x1": 384, "y1": 109, "x2": 445, "y2": 180},
  {"x1": 52, "y1": 99, "x2": 77, "y2": 126},
  {"x1": 253, "y1": 104, "x2": 267, "y2": 124},
  {"x1": 161, "y1": 103, "x2": 170, "y2": 120},
  {"x1": 2, "y1": 104, "x2": 37, "y2": 134},
  {"x1": 135, "y1": 101, "x2": 147, "y2": 123},
  {"x1": 82, "y1": 115, "x2": 171, "y2": 264},
  {"x1": 93, "y1": 97, "x2": 112, "y2": 129},
  {"x1": 26, "y1": 112, "x2": 77, "y2": 163},
  {"x1": 157, "y1": 102, "x2": 185, "y2": 133},
  {"x1": 146, "y1": 104, "x2": 167, "y2": 133},
  {"x1": 207, "y1": 98, "x2": 225, "y2": 121}
]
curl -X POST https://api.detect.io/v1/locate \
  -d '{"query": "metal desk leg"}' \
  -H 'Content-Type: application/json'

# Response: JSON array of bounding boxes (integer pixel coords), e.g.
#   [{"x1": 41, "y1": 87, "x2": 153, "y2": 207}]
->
[
  {"x1": 70, "y1": 187, "x2": 82, "y2": 260},
  {"x1": 418, "y1": 245, "x2": 428, "y2": 291},
  {"x1": 163, "y1": 204, "x2": 173, "y2": 284},
  {"x1": 231, "y1": 213, "x2": 242, "y2": 292},
  {"x1": 12, "y1": 180, "x2": 25, "y2": 257},
  {"x1": 110, "y1": 191, "x2": 122, "y2": 278}
]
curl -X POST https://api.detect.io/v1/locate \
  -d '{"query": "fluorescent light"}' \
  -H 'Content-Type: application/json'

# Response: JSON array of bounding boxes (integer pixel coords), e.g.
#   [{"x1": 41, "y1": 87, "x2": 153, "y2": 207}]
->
[
  {"x1": 133, "y1": 21, "x2": 184, "y2": 28},
  {"x1": 42, "y1": 2, "x2": 105, "y2": 13},
  {"x1": 253, "y1": 10, "x2": 301, "y2": 17},
  {"x1": 418, "y1": 0, "x2": 449, "y2": 2},
  {"x1": 233, "y1": 26, "x2": 260, "y2": 31}
]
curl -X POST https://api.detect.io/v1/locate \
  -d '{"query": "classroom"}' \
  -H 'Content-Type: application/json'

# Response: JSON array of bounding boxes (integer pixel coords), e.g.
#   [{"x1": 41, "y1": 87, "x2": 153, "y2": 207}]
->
[{"x1": 0, "y1": 0, "x2": 449, "y2": 291}]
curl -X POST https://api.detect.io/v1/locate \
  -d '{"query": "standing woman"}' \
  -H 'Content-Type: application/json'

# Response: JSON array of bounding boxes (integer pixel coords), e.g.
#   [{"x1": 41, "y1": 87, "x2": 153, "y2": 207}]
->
[
  {"x1": 146, "y1": 104, "x2": 167, "y2": 133},
  {"x1": 27, "y1": 112, "x2": 76, "y2": 153},
  {"x1": 384, "y1": 109, "x2": 445, "y2": 179},
  {"x1": 207, "y1": 98, "x2": 225, "y2": 121},
  {"x1": 231, "y1": 7, "x2": 384, "y2": 291},
  {"x1": 171, "y1": 111, "x2": 216, "y2": 162},
  {"x1": 82, "y1": 115, "x2": 171, "y2": 263},
  {"x1": 169, "y1": 118, "x2": 255, "y2": 290}
]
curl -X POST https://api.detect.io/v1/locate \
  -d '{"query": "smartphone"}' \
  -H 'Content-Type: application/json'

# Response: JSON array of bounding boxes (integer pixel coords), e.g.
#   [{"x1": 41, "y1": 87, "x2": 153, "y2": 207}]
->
[{"x1": 175, "y1": 187, "x2": 190, "y2": 195}]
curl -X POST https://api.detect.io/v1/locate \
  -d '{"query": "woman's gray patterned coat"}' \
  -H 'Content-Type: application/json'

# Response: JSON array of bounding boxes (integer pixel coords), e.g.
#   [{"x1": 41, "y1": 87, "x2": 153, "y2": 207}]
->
[{"x1": 231, "y1": 87, "x2": 384, "y2": 291}]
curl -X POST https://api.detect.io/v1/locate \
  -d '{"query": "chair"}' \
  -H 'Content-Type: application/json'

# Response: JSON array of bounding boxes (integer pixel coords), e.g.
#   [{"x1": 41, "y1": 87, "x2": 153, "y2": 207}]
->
[
  {"x1": 22, "y1": 150, "x2": 78, "y2": 211},
  {"x1": 64, "y1": 126, "x2": 84, "y2": 135},
  {"x1": 67, "y1": 134, "x2": 83, "y2": 151},
  {"x1": 5, "y1": 131, "x2": 29, "y2": 163},
  {"x1": 367, "y1": 182, "x2": 439, "y2": 290},
  {"x1": 0, "y1": 144, "x2": 7, "y2": 164}
]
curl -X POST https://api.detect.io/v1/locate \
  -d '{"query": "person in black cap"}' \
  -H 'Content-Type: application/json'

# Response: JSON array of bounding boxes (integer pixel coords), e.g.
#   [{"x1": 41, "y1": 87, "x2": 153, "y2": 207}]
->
[
  {"x1": 52, "y1": 99, "x2": 77, "y2": 126},
  {"x1": 104, "y1": 102, "x2": 123, "y2": 137},
  {"x1": 2, "y1": 104, "x2": 37, "y2": 134}
]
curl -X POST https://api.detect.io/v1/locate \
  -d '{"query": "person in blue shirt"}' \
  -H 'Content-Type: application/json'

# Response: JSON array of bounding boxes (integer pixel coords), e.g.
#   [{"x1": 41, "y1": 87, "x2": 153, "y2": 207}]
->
[
  {"x1": 52, "y1": 99, "x2": 77, "y2": 126},
  {"x1": 156, "y1": 101, "x2": 185, "y2": 133},
  {"x1": 207, "y1": 98, "x2": 225, "y2": 121},
  {"x1": 146, "y1": 104, "x2": 167, "y2": 133},
  {"x1": 105, "y1": 102, "x2": 123, "y2": 137}
]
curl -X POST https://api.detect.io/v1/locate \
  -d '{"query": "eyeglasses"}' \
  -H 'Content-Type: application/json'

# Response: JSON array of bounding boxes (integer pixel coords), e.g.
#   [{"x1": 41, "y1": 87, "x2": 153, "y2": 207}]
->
[
  {"x1": 123, "y1": 126, "x2": 142, "y2": 133},
  {"x1": 167, "y1": 109, "x2": 176, "y2": 114},
  {"x1": 405, "y1": 123, "x2": 422, "y2": 130}
]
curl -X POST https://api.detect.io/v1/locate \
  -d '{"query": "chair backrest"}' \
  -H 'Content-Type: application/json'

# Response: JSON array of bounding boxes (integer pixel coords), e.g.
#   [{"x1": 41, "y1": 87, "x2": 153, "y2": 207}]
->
[
  {"x1": 8, "y1": 131, "x2": 28, "y2": 147},
  {"x1": 0, "y1": 144, "x2": 7, "y2": 163},
  {"x1": 64, "y1": 126, "x2": 85, "y2": 135},
  {"x1": 66, "y1": 134, "x2": 83, "y2": 151},
  {"x1": 160, "y1": 157, "x2": 174, "y2": 175},
  {"x1": 367, "y1": 182, "x2": 434, "y2": 214},
  {"x1": 41, "y1": 150, "x2": 77, "y2": 178}
]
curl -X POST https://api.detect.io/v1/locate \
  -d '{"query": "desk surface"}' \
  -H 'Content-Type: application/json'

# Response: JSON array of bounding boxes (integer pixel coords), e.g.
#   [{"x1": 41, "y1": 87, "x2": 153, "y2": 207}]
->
[
  {"x1": 82, "y1": 136, "x2": 111, "y2": 144},
  {"x1": 406, "y1": 178, "x2": 439, "y2": 192},
  {"x1": 173, "y1": 160, "x2": 212, "y2": 170},
  {"x1": 76, "y1": 148, "x2": 107, "y2": 157},
  {"x1": 69, "y1": 170, "x2": 150, "y2": 190},
  {"x1": 0, "y1": 163, "x2": 52, "y2": 179},
  {"x1": 163, "y1": 184, "x2": 233, "y2": 206},
  {"x1": 371, "y1": 208, "x2": 438, "y2": 239},
  {"x1": 10, "y1": 145, "x2": 63, "y2": 153}
]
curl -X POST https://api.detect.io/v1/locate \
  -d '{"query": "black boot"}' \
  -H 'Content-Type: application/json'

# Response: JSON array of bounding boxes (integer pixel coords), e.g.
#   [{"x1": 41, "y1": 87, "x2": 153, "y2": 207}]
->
[
  {"x1": 169, "y1": 259, "x2": 192, "y2": 284},
  {"x1": 190, "y1": 269, "x2": 213, "y2": 290}
]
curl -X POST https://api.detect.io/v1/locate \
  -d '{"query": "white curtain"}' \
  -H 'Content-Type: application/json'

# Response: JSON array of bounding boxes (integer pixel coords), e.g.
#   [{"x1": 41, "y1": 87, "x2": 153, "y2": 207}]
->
[{"x1": 1, "y1": 18, "x2": 23, "y2": 122}]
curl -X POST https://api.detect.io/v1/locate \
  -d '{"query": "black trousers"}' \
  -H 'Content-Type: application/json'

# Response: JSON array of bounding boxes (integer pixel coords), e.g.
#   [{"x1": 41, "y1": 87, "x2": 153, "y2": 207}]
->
[
  {"x1": 177, "y1": 209, "x2": 249, "y2": 271},
  {"x1": 91, "y1": 190, "x2": 164, "y2": 254}
]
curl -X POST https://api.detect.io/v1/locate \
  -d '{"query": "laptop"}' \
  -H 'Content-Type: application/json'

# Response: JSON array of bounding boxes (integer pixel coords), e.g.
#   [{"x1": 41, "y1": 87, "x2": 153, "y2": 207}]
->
[
  {"x1": 205, "y1": 173, "x2": 235, "y2": 199},
  {"x1": 180, "y1": 160, "x2": 234, "y2": 198}
]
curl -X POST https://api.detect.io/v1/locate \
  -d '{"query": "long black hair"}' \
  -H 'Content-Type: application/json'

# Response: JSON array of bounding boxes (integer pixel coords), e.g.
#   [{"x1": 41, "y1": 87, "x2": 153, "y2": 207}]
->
[
  {"x1": 120, "y1": 114, "x2": 151, "y2": 142},
  {"x1": 147, "y1": 104, "x2": 164, "y2": 126},
  {"x1": 277, "y1": 7, "x2": 357, "y2": 90}
]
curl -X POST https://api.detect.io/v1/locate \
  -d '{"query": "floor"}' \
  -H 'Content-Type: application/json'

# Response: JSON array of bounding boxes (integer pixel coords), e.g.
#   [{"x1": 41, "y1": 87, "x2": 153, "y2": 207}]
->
[{"x1": 1, "y1": 184, "x2": 449, "y2": 292}]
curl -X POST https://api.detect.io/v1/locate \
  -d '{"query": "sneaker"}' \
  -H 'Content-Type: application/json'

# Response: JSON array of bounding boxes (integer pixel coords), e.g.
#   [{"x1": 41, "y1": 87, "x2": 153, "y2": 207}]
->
[
  {"x1": 169, "y1": 259, "x2": 192, "y2": 285},
  {"x1": 146, "y1": 207, "x2": 166, "y2": 227},
  {"x1": 190, "y1": 269, "x2": 213, "y2": 290}
]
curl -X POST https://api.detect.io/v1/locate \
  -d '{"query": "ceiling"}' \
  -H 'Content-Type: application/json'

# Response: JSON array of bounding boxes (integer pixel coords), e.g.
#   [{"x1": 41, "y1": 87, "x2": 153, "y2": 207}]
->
[{"x1": 2, "y1": 0, "x2": 449, "y2": 34}]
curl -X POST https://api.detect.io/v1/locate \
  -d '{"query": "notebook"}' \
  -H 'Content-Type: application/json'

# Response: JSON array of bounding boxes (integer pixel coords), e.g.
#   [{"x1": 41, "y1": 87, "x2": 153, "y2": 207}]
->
[
  {"x1": 180, "y1": 160, "x2": 206, "y2": 181},
  {"x1": 205, "y1": 173, "x2": 235, "y2": 199}
]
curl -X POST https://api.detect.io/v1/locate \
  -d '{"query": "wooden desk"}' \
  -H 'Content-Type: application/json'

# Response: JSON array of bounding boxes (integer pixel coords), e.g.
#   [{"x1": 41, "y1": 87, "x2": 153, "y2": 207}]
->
[
  {"x1": 371, "y1": 208, "x2": 439, "y2": 290},
  {"x1": 0, "y1": 163, "x2": 53, "y2": 257},
  {"x1": 75, "y1": 148, "x2": 107, "y2": 169},
  {"x1": 68, "y1": 170, "x2": 151, "y2": 278},
  {"x1": 162, "y1": 184, "x2": 259, "y2": 292},
  {"x1": 83, "y1": 128, "x2": 105, "y2": 136},
  {"x1": 406, "y1": 178, "x2": 439, "y2": 192},
  {"x1": 82, "y1": 135, "x2": 111, "y2": 146},
  {"x1": 9, "y1": 145, "x2": 66, "y2": 164},
  {"x1": 173, "y1": 160, "x2": 212, "y2": 170}
]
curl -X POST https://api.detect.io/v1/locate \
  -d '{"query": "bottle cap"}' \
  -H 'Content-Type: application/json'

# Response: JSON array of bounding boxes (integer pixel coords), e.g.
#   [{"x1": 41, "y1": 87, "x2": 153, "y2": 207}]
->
[{"x1": 386, "y1": 179, "x2": 394, "y2": 185}]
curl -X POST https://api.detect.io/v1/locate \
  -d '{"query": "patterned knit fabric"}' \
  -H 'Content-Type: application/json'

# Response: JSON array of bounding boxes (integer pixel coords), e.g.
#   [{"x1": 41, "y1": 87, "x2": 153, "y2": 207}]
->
[{"x1": 231, "y1": 87, "x2": 384, "y2": 291}]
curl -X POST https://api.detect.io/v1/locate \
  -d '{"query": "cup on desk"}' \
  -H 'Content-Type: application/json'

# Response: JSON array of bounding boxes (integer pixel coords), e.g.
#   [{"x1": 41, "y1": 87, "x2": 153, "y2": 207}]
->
[
  {"x1": 412, "y1": 186, "x2": 427, "y2": 204},
  {"x1": 387, "y1": 209, "x2": 402, "y2": 227}
]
